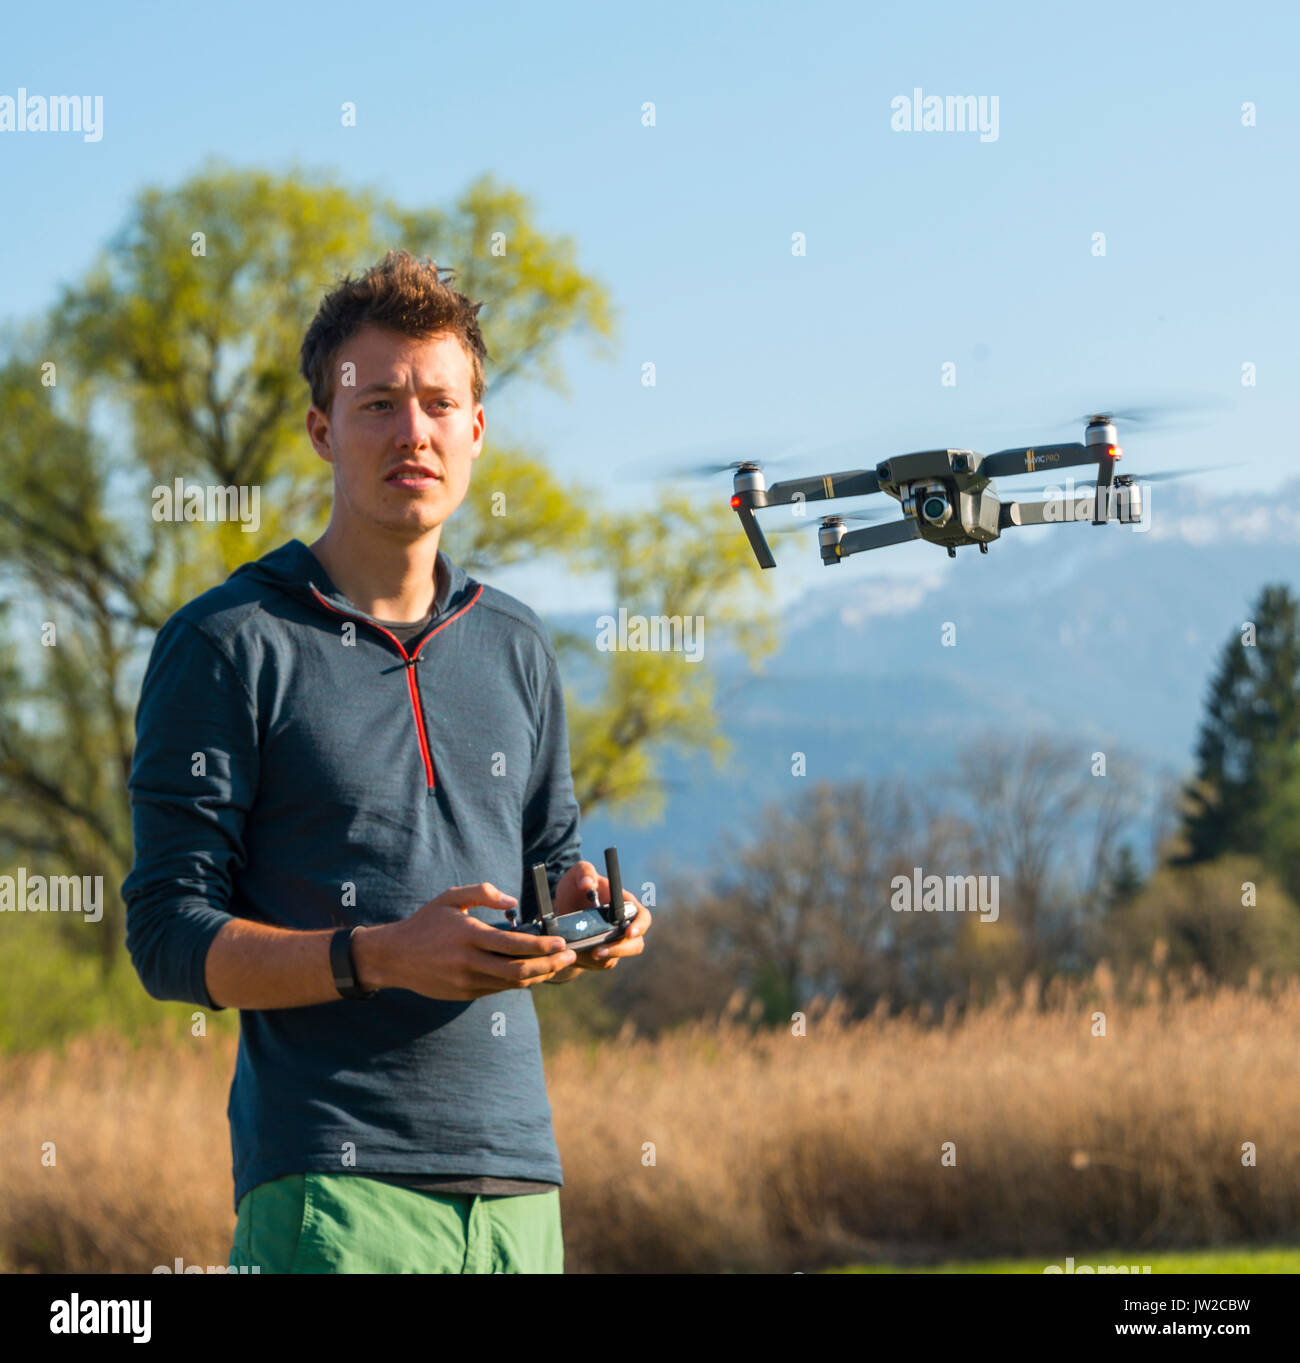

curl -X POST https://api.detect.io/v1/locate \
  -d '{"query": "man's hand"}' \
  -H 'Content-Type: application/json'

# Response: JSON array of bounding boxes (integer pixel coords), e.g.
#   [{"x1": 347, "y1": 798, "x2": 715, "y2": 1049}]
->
[
  {"x1": 353, "y1": 883, "x2": 577, "y2": 1000},
  {"x1": 545, "y1": 860, "x2": 652, "y2": 981}
]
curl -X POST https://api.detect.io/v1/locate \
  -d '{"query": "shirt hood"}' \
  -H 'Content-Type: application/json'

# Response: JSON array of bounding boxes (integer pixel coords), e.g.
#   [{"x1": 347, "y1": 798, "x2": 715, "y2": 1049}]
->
[{"x1": 227, "y1": 537, "x2": 473, "y2": 628}]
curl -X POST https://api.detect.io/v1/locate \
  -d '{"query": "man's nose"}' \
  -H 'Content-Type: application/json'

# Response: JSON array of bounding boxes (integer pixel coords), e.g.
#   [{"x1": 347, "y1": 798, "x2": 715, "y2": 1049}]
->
[{"x1": 394, "y1": 396, "x2": 437, "y2": 448}]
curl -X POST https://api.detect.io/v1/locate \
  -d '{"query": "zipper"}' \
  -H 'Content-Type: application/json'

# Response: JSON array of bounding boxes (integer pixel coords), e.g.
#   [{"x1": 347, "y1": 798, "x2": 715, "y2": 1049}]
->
[{"x1": 308, "y1": 583, "x2": 483, "y2": 792}]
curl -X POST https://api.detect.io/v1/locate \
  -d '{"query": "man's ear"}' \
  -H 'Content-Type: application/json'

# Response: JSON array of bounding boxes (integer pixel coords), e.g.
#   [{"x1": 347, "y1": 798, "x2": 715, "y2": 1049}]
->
[
  {"x1": 306, "y1": 406, "x2": 334, "y2": 464},
  {"x1": 471, "y1": 402, "x2": 485, "y2": 459}
]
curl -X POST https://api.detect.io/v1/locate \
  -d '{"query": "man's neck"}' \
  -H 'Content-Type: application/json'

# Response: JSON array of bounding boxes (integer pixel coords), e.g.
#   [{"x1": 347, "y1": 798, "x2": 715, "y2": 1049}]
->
[{"x1": 309, "y1": 524, "x2": 444, "y2": 623}]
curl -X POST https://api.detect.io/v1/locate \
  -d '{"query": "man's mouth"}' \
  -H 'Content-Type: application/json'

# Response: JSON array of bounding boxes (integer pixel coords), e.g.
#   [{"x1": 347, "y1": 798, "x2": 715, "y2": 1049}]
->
[{"x1": 386, "y1": 466, "x2": 443, "y2": 489}]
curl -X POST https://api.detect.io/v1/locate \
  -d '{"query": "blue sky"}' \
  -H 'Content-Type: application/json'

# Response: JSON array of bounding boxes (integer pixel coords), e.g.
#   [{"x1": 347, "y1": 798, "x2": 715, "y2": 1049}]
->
[{"x1": 2, "y1": 0, "x2": 1296, "y2": 611}]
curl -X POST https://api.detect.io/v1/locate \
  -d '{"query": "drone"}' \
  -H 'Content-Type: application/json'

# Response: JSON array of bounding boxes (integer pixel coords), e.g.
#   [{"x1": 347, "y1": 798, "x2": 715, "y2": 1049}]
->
[{"x1": 727, "y1": 414, "x2": 1154, "y2": 567}]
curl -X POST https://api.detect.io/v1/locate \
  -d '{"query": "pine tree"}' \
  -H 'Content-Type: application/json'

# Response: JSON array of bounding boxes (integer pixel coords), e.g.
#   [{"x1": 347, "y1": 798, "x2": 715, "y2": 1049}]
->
[
  {"x1": 1105, "y1": 842, "x2": 1145, "y2": 911},
  {"x1": 1179, "y1": 584, "x2": 1300, "y2": 863},
  {"x1": 1261, "y1": 742, "x2": 1300, "y2": 904}
]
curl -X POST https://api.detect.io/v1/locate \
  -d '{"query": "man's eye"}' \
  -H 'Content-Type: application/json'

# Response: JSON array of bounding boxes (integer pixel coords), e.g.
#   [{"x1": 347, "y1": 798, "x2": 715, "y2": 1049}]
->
[{"x1": 365, "y1": 400, "x2": 391, "y2": 410}]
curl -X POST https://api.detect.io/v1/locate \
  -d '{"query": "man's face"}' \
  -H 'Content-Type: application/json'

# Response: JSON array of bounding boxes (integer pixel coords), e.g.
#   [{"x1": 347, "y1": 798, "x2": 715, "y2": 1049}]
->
[{"x1": 306, "y1": 325, "x2": 484, "y2": 541}]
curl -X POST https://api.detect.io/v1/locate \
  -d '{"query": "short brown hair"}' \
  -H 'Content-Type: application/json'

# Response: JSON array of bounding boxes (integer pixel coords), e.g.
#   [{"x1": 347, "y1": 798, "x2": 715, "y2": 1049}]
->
[{"x1": 299, "y1": 249, "x2": 489, "y2": 415}]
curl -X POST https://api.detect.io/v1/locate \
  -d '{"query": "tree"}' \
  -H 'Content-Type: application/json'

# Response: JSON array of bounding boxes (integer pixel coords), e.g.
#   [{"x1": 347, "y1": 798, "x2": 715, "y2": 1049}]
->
[
  {"x1": 954, "y1": 734, "x2": 1146, "y2": 969},
  {"x1": 1104, "y1": 842, "x2": 1145, "y2": 912},
  {"x1": 1178, "y1": 584, "x2": 1300, "y2": 866},
  {"x1": 601, "y1": 776, "x2": 977, "y2": 1030},
  {"x1": 580, "y1": 735, "x2": 1167, "y2": 1034},
  {"x1": 560, "y1": 491, "x2": 776, "y2": 820},
  {"x1": 1259, "y1": 740, "x2": 1300, "y2": 904},
  {"x1": 1108, "y1": 856, "x2": 1300, "y2": 983},
  {"x1": 0, "y1": 160, "x2": 776, "y2": 974}
]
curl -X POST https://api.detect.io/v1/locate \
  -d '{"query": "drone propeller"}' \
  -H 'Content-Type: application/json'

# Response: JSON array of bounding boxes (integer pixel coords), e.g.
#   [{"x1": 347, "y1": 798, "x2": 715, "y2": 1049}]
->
[
  {"x1": 633, "y1": 452, "x2": 806, "y2": 483},
  {"x1": 623, "y1": 433, "x2": 814, "y2": 484},
  {"x1": 1079, "y1": 406, "x2": 1184, "y2": 428},
  {"x1": 766, "y1": 508, "x2": 892, "y2": 535},
  {"x1": 1063, "y1": 395, "x2": 1229, "y2": 433},
  {"x1": 673, "y1": 455, "x2": 799, "y2": 478},
  {"x1": 1014, "y1": 461, "x2": 1241, "y2": 495},
  {"x1": 1131, "y1": 464, "x2": 1243, "y2": 483},
  {"x1": 630, "y1": 432, "x2": 880, "y2": 484}
]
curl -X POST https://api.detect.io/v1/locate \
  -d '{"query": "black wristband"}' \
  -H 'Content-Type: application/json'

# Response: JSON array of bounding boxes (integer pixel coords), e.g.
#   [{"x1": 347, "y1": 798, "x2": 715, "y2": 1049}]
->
[{"x1": 330, "y1": 926, "x2": 378, "y2": 999}]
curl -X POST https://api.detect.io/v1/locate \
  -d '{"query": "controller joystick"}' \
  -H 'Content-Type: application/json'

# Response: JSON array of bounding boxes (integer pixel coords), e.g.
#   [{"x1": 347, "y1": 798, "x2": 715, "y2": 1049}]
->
[{"x1": 497, "y1": 847, "x2": 635, "y2": 953}]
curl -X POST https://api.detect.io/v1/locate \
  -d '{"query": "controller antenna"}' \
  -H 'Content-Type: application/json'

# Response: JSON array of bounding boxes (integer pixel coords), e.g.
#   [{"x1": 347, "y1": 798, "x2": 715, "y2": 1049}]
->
[
  {"x1": 604, "y1": 846, "x2": 628, "y2": 925},
  {"x1": 530, "y1": 862, "x2": 559, "y2": 935}
]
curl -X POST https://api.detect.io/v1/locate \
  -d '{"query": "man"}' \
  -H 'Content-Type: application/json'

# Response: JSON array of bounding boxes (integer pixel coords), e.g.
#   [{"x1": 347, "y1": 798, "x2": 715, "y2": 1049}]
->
[{"x1": 121, "y1": 249, "x2": 650, "y2": 1273}]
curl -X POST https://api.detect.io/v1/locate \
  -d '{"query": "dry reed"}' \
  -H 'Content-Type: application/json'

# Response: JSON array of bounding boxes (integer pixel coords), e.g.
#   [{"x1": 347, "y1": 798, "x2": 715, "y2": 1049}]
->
[{"x1": 3, "y1": 965, "x2": 1297, "y2": 1273}]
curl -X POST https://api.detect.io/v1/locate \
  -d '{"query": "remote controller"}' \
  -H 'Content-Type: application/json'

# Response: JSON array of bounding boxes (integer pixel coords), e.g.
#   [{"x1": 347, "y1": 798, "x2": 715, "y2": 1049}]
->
[{"x1": 493, "y1": 847, "x2": 636, "y2": 953}]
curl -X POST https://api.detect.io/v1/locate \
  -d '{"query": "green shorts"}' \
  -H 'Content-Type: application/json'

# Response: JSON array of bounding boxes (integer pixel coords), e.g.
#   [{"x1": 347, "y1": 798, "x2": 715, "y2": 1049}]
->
[{"x1": 227, "y1": 1173, "x2": 564, "y2": 1274}]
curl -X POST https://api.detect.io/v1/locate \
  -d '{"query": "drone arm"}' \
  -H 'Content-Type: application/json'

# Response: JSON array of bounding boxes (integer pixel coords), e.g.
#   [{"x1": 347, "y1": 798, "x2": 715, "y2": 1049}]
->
[
  {"x1": 761, "y1": 469, "x2": 882, "y2": 508},
  {"x1": 1000, "y1": 485, "x2": 1141, "y2": 529},
  {"x1": 1000, "y1": 498, "x2": 1056, "y2": 528},
  {"x1": 832, "y1": 517, "x2": 922, "y2": 559},
  {"x1": 979, "y1": 443, "x2": 1101, "y2": 480},
  {"x1": 732, "y1": 468, "x2": 882, "y2": 570}
]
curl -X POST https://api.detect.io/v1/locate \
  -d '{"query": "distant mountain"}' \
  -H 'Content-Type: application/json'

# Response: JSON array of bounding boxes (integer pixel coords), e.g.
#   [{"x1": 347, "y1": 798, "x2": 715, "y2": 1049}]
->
[{"x1": 547, "y1": 478, "x2": 1300, "y2": 893}]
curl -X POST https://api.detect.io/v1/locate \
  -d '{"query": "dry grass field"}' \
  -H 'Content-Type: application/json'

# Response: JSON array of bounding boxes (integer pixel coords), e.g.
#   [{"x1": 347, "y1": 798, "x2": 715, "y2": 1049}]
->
[{"x1": 4, "y1": 963, "x2": 1299, "y2": 1274}]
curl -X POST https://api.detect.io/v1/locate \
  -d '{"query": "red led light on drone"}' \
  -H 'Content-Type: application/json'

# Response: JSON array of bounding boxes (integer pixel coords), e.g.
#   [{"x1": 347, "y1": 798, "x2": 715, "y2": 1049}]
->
[
  {"x1": 730, "y1": 494, "x2": 741, "y2": 508},
  {"x1": 1107, "y1": 445, "x2": 1122, "y2": 459}
]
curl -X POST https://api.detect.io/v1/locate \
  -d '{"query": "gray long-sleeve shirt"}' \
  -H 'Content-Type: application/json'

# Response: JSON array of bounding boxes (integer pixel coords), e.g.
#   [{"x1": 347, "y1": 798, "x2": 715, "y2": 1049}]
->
[{"x1": 121, "y1": 539, "x2": 583, "y2": 1211}]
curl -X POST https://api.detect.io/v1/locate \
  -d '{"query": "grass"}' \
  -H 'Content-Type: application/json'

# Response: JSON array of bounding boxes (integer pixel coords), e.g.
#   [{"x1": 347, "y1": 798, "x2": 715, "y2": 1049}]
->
[
  {"x1": 829, "y1": 1246, "x2": 1300, "y2": 1273},
  {"x1": 0, "y1": 914, "x2": 239, "y2": 1054},
  {"x1": 4, "y1": 950, "x2": 1300, "y2": 1272}
]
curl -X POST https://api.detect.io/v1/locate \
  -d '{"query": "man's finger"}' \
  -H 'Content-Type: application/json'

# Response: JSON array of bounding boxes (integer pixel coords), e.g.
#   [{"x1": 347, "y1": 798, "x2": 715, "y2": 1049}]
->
[
  {"x1": 465, "y1": 916, "x2": 572, "y2": 957},
  {"x1": 592, "y1": 942, "x2": 641, "y2": 963},
  {"x1": 469, "y1": 945, "x2": 578, "y2": 983},
  {"x1": 574, "y1": 954, "x2": 619, "y2": 971},
  {"x1": 624, "y1": 902, "x2": 651, "y2": 936},
  {"x1": 555, "y1": 863, "x2": 603, "y2": 912},
  {"x1": 439, "y1": 882, "x2": 520, "y2": 909},
  {"x1": 590, "y1": 929, "x2": 646, "y2": 962}
]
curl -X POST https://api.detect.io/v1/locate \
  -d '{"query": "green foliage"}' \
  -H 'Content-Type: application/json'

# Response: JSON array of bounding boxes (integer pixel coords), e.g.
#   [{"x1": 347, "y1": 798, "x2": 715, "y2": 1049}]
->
[
  {"x1": 1104, "y1": 842, "x2": 1145, "y2": 912},
  {"x1": 1261, "y1": 745, "x2": 1300, "y2": 903},
  {"x1": 1108, "y1": 855, "x2": 1300, "y2": 983},
  {"x1": 1179, "y1": 583, "x2": 1300, "y2": 876},
  {"x1": 440, "y1": 442, "x2": 595, "y2": 575},
  {"x1": 0, "y1": 914, "x2": 238, "y2": 1054},
  {"x1": 0, "y1": 160, "x2": 778, "y2": 1010},
  {"x1": 564, "y1": 492, "x2": 777, "y2": 822}
]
